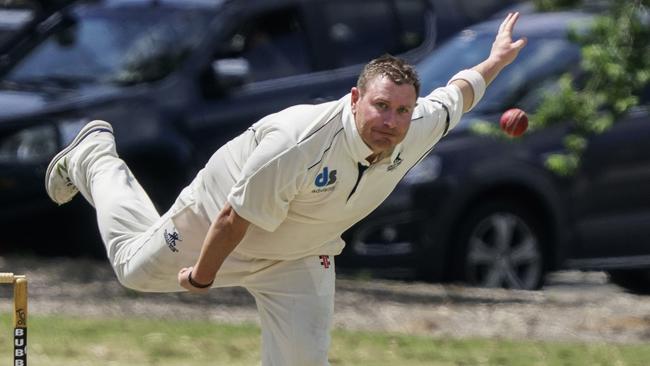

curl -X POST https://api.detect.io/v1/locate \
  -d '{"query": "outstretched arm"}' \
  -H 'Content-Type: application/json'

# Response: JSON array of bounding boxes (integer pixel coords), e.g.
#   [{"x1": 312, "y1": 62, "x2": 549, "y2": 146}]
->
[
  {"x1": 451, "y1": 12, "x2": 528, "y2": 112},
  {"x1": 178, "y1": 203, "x2": 250, "y2": 293}
]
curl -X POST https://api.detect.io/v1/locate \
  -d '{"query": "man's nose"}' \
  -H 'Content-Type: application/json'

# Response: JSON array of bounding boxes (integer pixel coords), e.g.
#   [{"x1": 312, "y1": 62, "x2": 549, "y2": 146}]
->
[{"x1": 383, "y1": 112, "x2": 398, "y2": 128}]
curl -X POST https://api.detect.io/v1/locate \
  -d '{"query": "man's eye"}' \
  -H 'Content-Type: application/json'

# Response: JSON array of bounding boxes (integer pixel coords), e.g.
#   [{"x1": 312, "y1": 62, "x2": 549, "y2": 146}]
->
[
  {"x1": 398, "y1": 107, "x2": 410, "y2": 114},
  {"x1": 376, "y1": 102, "x2": 388, "y2": 110}
]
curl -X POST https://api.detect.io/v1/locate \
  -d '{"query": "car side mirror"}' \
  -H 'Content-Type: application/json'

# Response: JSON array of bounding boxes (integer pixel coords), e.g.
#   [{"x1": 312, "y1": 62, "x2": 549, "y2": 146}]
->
[{"x1": 211, "y1": 58, "x2": 251, "y2": 90}]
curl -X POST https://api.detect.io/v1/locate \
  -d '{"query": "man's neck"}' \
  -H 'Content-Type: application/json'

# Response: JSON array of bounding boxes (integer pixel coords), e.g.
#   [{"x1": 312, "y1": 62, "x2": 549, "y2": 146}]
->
[
  {"x1": 365, "y1": 154, "x2": 379, "y2": 164},
  {"x1": 365, "y1": 148, "x2": 393, "y2": 164}
]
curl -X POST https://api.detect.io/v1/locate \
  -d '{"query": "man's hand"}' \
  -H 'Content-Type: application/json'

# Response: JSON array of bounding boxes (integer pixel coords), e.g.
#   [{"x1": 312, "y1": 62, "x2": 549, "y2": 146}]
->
[
  {"x1": 178, "y1": 266, "x2": 212, "y2": 294},
  {"x1": 488, "y1": 12, "x2": 528, "y2": 70},
  {"x1": 177, "y1": 203, "x2": 250, "y2": 294},
  {"x1": 474, "y1": 12, "x2": 527, "y2": 86},
  {"x1": 453, "y1": 12, "x2": 527, "y2": 112}
]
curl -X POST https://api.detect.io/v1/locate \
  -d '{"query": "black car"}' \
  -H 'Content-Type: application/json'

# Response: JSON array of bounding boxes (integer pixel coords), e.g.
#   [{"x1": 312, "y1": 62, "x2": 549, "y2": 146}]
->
[
  {"x1": 0, "y1": 7, "x2": 34, "y2": 46},
  {"x1": 0, "y1": 0, "x2": 441, "y2": 255},
  {"x1": 338, "y1": 10, "x2": 650, "y2": 293}
]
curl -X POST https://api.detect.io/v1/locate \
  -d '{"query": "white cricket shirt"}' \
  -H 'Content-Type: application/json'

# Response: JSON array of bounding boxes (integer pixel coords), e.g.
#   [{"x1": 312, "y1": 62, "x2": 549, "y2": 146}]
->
[{"x1": 192, "y1": 85, "x2": 464, "y2": 260}]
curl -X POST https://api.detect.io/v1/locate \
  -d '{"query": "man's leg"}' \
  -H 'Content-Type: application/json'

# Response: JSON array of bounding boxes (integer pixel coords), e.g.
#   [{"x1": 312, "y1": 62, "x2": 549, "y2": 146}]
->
[
  {"x1": 45, "y1": 120, "x2": 202, "y2": 291},
  {"x1": 245, "y1": 255, "x2": 335, "y2": 366}
]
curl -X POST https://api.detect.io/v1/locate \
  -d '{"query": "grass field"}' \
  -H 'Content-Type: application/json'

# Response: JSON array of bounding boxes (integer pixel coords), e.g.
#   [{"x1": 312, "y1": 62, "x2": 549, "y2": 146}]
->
[{"x1": 2, "y1": 313, "x2": 650, "y2": 365}]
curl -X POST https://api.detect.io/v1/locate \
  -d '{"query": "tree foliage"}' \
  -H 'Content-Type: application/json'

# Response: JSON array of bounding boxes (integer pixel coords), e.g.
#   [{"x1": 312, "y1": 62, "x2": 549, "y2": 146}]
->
[
  {"x1": 472, "y1": 0, "x2": 649, "y2": 176},
  {"x1": 531, "y1": 0, "x2": 650, "y2": 175}
]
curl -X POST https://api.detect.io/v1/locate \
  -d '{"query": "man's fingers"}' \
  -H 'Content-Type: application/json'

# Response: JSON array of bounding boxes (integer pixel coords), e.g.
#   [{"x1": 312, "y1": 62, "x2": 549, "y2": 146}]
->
[
  {"x1": 505, "y1": 12, "x2": 520, "y2": 33},
  {"x1": 178, "y1": 267, "x2": 191, "y2": 282},
  {"x1": 499, "y1": 12, "x2": 513, "y2": 33},
  {"x1": 513, "y1": 37, "x2": 527, "y2": 50},
  {"x1": 499, "y1": 12, "x2": 520, "y2": 36}
]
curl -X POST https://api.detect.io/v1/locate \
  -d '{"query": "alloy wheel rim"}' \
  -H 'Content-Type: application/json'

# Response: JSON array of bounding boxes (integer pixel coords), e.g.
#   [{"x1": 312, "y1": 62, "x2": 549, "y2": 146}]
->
[{"x1": 466, "y1": 212, "x2": 542, "y2": 289}]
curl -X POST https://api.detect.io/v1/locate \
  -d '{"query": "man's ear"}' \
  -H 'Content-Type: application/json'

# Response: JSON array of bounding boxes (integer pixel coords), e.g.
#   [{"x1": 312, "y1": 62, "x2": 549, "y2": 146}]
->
[{"x1": 351, "y1": 87, "x2": 360, "y2": 113}]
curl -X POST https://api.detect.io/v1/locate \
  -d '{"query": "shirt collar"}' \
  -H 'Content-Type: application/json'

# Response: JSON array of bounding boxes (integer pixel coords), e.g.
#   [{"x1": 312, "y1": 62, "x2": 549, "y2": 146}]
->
[
  {"x1": 389, "y1": 144, "x2": 404, "y2": 163},
  {"x1": 342, "y1": 94, "x2": 374, "y2": 165},
  {"x1": 341, "y1": 94, "x2": 406, "y2": 166}
]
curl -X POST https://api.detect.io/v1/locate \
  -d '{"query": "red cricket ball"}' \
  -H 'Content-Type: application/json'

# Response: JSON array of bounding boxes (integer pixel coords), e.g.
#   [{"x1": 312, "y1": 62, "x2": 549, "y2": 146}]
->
[{"x1": 500, "y1": 108, "x2": 528, "y2": 137}]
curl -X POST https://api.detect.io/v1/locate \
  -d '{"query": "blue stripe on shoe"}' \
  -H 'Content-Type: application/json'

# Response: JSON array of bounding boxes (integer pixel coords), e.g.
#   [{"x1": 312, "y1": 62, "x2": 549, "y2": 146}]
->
[
  {"x1": 45, "y1": 123, "x2": 114, "y2": 193},
  {"x1": 63, "y1": 127, "x2": 114, "y2": 153}
]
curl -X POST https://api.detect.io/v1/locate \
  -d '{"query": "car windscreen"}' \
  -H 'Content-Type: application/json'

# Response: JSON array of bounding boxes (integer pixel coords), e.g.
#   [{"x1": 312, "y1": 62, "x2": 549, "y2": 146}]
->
[
  {"x1": 4, "y1": 6, "x2": 216, "y2": 87},
  {"x1": 417, "y1": 30, "x2": 580, "y2": 113}
]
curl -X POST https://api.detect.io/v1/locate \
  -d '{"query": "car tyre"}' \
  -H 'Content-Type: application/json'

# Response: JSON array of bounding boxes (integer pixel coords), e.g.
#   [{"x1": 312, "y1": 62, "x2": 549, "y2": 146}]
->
[{"x1": 452, "y1": 199, "x2": 546, "y2": 290}]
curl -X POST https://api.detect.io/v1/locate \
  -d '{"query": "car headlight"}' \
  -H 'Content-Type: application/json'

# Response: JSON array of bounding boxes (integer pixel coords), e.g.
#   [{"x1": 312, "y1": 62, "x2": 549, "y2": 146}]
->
[
  {"x1": 0, "y1": 125, "x2": 58, "y2": 163},
  {"x1": 402, "y1": 154, "x2": 442, "y2": 184},
  {"x1": 0, "y1": 119, "x2": 87, "y2": 164}
]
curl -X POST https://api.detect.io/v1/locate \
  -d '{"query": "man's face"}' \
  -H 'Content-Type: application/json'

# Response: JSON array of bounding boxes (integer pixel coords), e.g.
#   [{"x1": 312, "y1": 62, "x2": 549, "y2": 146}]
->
[{"x1": 351, "y1": 76, "x2": 417, "y2": 156}]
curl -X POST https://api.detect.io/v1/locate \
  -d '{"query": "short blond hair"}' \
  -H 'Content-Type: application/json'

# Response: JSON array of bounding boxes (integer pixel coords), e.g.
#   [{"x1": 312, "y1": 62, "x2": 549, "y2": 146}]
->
[{"x1": 357, "y1": 54, "x2": 420, "y2": 96}]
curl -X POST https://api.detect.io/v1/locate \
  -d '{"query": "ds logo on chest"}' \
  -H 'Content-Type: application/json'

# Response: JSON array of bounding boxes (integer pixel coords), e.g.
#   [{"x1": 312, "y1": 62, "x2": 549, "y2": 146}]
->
[{"x1": 315, "y1": 167, "x2": 337, "y2": 187}]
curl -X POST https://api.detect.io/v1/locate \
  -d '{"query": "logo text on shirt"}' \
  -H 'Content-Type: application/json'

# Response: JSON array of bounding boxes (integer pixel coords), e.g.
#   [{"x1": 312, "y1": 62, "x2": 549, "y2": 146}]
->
[
  {"x1": 387, "y1": 153, "x2": 403, "y2": 171},
  {"x1": 313, "y1": 167, "x2": 337, "y2": 193}
]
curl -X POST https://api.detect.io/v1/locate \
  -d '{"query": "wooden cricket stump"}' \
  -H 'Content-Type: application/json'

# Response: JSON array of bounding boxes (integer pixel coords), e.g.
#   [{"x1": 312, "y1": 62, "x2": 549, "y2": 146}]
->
[{"x1": 0, "y1": 273, "x2": 27, "y2": 366}]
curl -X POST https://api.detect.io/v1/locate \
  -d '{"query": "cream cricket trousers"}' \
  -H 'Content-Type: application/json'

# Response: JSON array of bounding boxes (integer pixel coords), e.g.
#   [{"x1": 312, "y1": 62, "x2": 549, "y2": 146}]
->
[{"x1": 69, "y1": 131, "x2": 335, "y2": 366}]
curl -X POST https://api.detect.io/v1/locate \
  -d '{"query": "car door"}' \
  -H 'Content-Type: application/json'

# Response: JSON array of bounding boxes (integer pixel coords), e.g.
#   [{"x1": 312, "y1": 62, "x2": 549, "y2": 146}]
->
[
  {"x1": 184, "y1": 0, "x2": 436, "y2": 162},
  {"x1": 307, "y1": 0, "x2": 435, "y2": 68},
  {"x1": 570, "y1": 98, "x2": 650, "y2": 262},
  {"x1": 183, "y1": 1, "x2": 325, "y2": 160}
]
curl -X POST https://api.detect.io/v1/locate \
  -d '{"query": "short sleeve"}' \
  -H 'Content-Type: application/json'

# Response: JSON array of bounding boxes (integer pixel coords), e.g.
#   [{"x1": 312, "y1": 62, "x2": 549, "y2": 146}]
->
[
  {"x1": 418, "y1": 84, "x2": 465, "y2": 139},
  {"x1": 227, "y1": 130, "x2": 306, "y2": 232}
]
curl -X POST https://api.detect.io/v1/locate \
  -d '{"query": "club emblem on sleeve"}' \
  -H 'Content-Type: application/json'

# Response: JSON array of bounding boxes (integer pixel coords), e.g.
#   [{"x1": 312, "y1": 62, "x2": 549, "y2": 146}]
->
[{"x1": 164, "y1": 229, "x2": 182, "y2": 253}]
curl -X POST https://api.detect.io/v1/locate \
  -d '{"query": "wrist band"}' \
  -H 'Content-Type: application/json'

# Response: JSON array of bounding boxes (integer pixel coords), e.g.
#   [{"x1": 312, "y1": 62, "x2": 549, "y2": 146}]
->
[
  {"x1": 448, "y1": 69, "x2": 486, "y2": 111},
  {"x1": 188, "y1": 271, "x2": 214, "y2": 289}
]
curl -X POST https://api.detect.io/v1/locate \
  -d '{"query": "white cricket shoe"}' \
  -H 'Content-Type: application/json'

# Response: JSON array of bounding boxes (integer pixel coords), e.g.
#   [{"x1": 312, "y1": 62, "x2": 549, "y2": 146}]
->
[{"x1": 45, "y1": 120, "x2": 114, "y2": 205}]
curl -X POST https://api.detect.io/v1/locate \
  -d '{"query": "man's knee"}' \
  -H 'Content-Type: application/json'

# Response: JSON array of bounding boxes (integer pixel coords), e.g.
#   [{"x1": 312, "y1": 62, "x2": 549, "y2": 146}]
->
[
  {"x1": 114, "y1": 266, "x2": 150, "y2": 291},
  {"x1": 112, "y1": 262, "x2": 177, "y2": 292}
]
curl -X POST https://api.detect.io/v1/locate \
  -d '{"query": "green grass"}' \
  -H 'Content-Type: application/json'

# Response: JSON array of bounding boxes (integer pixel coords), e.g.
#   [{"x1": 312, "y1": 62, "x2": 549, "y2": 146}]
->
[{"x1": 2, "y1": 313, "x2": 650, "y2": 365}]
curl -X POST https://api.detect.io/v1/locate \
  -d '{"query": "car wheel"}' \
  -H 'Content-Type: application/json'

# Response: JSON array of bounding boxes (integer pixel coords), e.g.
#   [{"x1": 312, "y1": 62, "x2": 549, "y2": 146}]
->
[
  {"x1": 453, "y1": 199, "x2": 545, "y2": 290},
  {"x1": 607, "y1": 269, "x2": 650, "y2": 294}
]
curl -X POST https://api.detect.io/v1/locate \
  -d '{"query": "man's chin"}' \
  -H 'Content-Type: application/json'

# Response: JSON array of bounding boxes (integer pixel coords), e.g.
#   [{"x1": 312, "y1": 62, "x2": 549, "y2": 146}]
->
[{"x1": 370, "y1": 140, "x2": 397, "y2": 154}]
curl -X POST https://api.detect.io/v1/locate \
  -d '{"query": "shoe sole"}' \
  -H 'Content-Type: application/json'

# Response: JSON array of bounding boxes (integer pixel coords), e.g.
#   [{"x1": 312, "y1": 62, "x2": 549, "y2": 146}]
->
[{"x1": 44, "y1": 120, "x2": 114, "y2": 200}]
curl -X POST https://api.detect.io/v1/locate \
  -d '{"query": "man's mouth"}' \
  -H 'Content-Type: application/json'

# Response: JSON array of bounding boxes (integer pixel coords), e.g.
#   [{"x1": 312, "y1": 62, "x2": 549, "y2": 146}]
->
[{"x1": 373, "y1": 129, "x2": 395, "y2": 137}]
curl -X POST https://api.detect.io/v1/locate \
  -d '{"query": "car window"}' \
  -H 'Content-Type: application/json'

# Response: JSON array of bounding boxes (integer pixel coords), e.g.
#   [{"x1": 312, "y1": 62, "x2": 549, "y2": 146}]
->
[
  {"x1": 321, "y1": 0, "x2": 398, "y2": 67},
  {"x1": 517, "y1": 78, "x2": 561, "y2": 111},
  {"x1": 418, "y1": 32, "x2": 580, "y2": 112},
  {"x1": 0, "y1": 8, "x2": 34, "y2": 43},
  {"x1": 394, "y1": 0, "x2": 429, "y2": 52},
  {"x1": 4, "y1": 6, "x2": 215, "y2": 86},
  {"x1": 221, "y1": 7, "x2": 311, "y2": 82}
]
